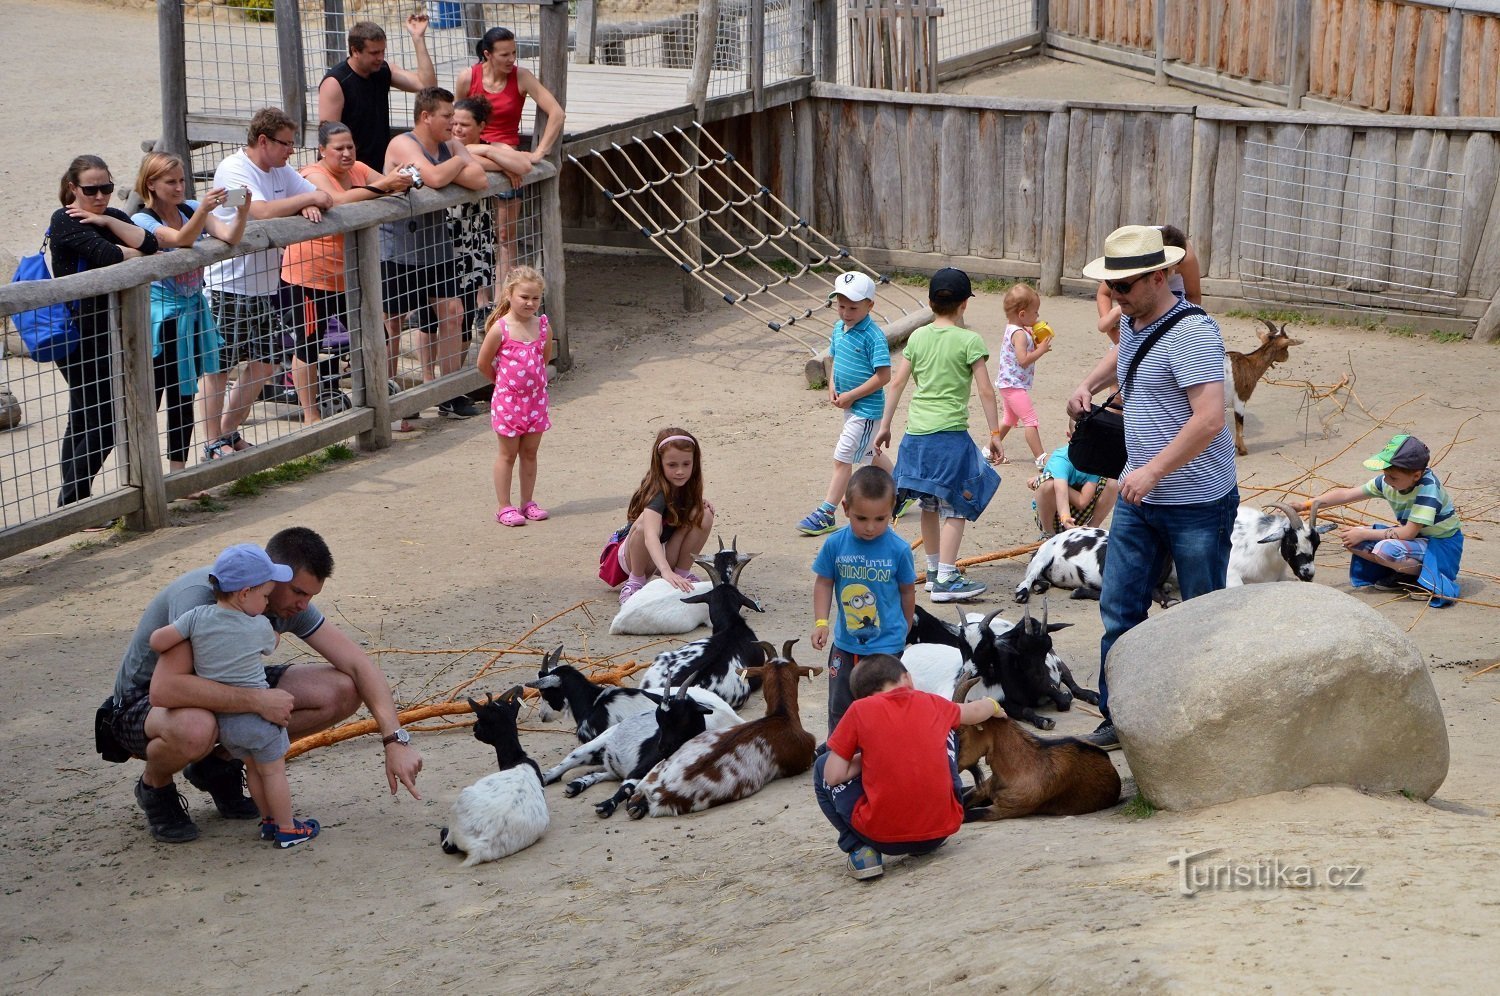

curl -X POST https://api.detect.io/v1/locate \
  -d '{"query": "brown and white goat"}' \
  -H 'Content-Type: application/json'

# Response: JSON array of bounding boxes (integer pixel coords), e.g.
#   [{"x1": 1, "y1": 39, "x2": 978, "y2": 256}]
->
[
  {"x1": 626, "y1": 640, "x2": 821, "y2": 819},
  {"x1": 954, "y1": 679, "x2": 1121, "y2": 821},
  {"x1": 1225, "y1": 319, "x2": 1303, "y2": 456}
]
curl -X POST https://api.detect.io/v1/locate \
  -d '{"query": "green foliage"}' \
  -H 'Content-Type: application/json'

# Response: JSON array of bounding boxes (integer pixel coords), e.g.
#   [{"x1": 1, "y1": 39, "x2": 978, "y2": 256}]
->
[
  {"x1": 1121, "y1": 793, "x2": 1157, "y2": 820},
  {"x1": 224, "y1": 0, "x2": 274, "y2": 22},
  {"x1": 764, "y1": 258, "x2": 836, "y2": 277},
  {"x1": 226, "y1": 445, "x2": 355, "y2": 498}
]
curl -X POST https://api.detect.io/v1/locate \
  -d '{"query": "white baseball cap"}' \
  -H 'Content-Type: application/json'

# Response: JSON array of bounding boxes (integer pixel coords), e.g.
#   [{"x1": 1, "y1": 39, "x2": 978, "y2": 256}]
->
[{"x1": 828, "y1": 271, "x2": 877, "y2": 304}]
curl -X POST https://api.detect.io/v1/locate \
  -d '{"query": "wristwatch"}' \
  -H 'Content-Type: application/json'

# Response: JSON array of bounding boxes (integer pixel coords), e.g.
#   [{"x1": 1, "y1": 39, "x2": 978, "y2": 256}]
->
[{"x1": 381, "y1": 727, "x2": 411, "y2": 747}]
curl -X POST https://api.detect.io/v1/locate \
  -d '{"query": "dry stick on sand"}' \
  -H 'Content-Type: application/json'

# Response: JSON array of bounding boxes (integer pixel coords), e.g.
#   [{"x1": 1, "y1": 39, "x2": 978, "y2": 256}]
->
[{"x1": 914, "y1": 541, "x2": 1043, "y2": 585}]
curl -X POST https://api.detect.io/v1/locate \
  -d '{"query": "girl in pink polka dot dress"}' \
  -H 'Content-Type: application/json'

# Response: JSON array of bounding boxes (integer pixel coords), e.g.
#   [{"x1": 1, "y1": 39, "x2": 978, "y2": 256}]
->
[{"x1": 476, "y1": 265, "x2": 553, "y2": 526}]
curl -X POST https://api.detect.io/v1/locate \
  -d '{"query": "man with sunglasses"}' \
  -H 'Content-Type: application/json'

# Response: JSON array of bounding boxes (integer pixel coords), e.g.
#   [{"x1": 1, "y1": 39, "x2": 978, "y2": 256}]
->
[
  {"x1": 1068, "y1": 225, "x2": 1238, "y2": 751},
  {"x1": 202, "y1": 108, "x2": 334, "y2": 459}
]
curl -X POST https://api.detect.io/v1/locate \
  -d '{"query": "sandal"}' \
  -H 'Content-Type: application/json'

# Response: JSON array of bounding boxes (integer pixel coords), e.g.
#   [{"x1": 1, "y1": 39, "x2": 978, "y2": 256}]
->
[
  {"x1": 521, "y1": 501, "x2": 549, "y2": 521},
  {"x1": 203, "y1": 437, "x2": 233, "y2": 461},
  {"x1": 225, "y1": 430, "x2": 251, "y2": 452},
  {"x1": 496, "y1": 505, "x2": 526, "y2": 527}
]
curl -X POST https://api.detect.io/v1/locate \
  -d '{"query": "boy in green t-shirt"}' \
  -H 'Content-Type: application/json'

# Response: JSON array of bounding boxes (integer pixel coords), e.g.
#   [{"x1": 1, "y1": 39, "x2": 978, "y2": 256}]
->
[{"x1": 874, "y1": 268, "x2": 1003, "y2": 602}]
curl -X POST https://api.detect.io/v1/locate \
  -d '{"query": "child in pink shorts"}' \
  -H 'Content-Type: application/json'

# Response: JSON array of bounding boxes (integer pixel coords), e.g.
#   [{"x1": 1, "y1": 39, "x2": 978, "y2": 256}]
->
[{"x1": 992, "y1": 283, "x2": 1051, "y2": 468}]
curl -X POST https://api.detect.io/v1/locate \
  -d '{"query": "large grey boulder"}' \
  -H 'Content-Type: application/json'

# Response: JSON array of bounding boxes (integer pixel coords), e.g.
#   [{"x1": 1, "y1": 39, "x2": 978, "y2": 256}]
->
[{"x1": 1109, "y1": 582, "x2": 1448, "y2": 810}]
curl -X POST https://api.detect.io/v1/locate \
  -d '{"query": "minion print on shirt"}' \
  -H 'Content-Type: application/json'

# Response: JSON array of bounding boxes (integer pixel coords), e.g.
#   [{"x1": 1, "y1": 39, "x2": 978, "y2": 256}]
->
[{"x1": 841, "y1": 582, "x2": 879, "y2": 636}]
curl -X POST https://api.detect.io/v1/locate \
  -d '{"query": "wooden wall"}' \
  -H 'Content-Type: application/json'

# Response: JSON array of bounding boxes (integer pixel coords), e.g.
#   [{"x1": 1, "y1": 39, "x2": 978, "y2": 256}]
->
[
  {"x1": 1048, "y1": 0, "x2": 1156, "y2": 54},
  {"x1": 1166, "y1": 0, "x2": 1294, "y2": 86},
  {"x1": 1306, "y1": 0, "x2": 1450, "y2": 113}
]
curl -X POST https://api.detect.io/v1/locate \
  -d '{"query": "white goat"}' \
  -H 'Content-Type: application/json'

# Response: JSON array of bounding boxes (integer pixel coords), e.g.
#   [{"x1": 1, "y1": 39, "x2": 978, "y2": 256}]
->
[
  {"x1": 1015, "y1": 527, "x2": 1180, "y2": 606},
  {"x1": 1227, "y1": 501, "x2": 1334, "y2": 586},
  {"x1": 440, "y1": 688, "x2": 548, "y2": 867}
]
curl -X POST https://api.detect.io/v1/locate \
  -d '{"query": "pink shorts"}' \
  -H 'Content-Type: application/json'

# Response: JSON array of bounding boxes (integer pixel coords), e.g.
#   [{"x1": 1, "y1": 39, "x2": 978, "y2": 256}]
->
[{"x1": 998, "y1": 387, "x2": 1039, "y2": 428}]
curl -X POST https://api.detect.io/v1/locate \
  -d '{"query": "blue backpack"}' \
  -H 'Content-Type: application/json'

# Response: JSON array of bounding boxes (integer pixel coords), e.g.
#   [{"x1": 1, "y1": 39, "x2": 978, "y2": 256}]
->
[{"x1": 9, "y1": 232, "x2": 85, "y2": 363}]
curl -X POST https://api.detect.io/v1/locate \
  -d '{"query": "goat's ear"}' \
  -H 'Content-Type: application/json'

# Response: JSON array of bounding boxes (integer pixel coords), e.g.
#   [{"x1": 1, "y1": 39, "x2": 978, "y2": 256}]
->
[
  {"x1": 525, "y1": 676, "x2": 561, "y2": 690},
  {"x1": 796, "y1": 665, "x2": 824, "y2": 680},
  {"x1": 642, "y1": 690, "x2": 667, "y2": 705},
  {"x1": 738, "y1": 590, "x2": 764, "y2": 613},
  {"x1": 1045, "y1": 622, "x2": 1073, "y2": 632},
  {"x1": 741, "y1": 666, "x2": 765, "y2": 682},
  {"x1": 1257, "y1": 533, "x2": 1282, "y2": 544},
  {"x1": 680, "y1": 589, "x2": 711, "y2": 605},
  {"x1": 690, "y1": 699, "x2": 715, "y2": 714}
]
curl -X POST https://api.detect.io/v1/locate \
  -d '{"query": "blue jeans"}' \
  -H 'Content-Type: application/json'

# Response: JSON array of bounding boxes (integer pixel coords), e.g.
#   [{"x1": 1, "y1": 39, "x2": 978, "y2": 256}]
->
[
  {"x1": 1097, "y1": 488, "x2": 1238, "y2": 717},
  {"x1": 813, "y1": 743, "x2": 961, "y2": 855}
]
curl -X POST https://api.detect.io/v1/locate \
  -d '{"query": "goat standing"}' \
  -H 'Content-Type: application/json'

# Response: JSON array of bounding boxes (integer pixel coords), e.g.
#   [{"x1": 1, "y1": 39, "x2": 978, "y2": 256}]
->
[
  {"x1": 1225, "y1": 319, "x2": 1302, "y2": 456},
  {"x1": 440, "y1": 687, "x2": 549, "y2": 866},
  {"x1": 1227, "y1": 501, "x2": 1334, "y2": 586}
]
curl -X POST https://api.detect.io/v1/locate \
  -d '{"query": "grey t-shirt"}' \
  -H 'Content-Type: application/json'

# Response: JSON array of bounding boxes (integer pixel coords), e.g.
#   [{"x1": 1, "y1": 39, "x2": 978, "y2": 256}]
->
[
  {"x1": 172, "y1": 605, "x2": 278, "y2": 688},
  {"x1": 379, "y1": 132, "x2": 456, "y2": 265},
  {"x1": 113, "y1": 566, "x2": 324, "y2": 704}
]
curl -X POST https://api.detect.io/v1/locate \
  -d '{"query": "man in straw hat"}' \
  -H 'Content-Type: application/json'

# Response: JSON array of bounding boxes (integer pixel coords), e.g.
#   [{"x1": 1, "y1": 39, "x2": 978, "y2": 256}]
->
[{"x1": 1067, "y1": 225, "x2": 1239, "y2": 750}]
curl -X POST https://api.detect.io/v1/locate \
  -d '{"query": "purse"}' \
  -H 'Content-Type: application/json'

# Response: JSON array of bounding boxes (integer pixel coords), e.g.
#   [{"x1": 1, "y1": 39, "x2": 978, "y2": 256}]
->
[
  {"x1": 94, "y1": 696, "x2": 131, "y2": 763},
  {"x1": 1069, "y1": 306, "x2": 1206, "y2": 478},
  {"x1": 9, "y1": 232, "x2": 86, "y2": 363},
  {"x1": 598, "y1": 528, "x2": 629, "y2": 588}
]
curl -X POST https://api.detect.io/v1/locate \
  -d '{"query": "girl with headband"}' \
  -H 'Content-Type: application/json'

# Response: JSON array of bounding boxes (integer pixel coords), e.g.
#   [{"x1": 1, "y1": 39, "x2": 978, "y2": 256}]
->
[{"x1": 611, "y1": 428, "x2": 716, "y2": 603}]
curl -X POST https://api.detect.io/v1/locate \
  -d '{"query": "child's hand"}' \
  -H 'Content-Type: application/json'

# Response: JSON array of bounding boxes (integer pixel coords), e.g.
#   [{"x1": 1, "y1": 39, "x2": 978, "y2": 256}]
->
[
  {"x1": 811, "y1": 624, "x2": 829, "y2": 651},
  {"x1": 667, "y1": 572, "x2": 696, "y2": 594},
  {"x1": 1337, "y1": 525, "x2": 1367, "y2": 549},
  {"x1": 987, "y1": 438, "x2": 1005, "y2": 465},
  {"x1": 832, "y1": 392, "x2": 853, "y2": 410},
  {"x1": 1060, "y1": 513, "x2": 1076, "y2": 529},
  {"x1": 873, "y1": 425, "x2": 891, "y2": 451}
]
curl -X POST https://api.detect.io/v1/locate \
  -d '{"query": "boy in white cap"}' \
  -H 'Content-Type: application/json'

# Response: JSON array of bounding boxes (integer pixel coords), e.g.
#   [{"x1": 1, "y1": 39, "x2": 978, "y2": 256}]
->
[
  {"x1": 798, "y1": 271, "x2": 900, "y2": 536},
  {"x1": 149, "y1": 544, "x2": 321, "y2": 848},
  {"x1": 1303, "y1": 433, "x2": 1464, "y2": 606}
]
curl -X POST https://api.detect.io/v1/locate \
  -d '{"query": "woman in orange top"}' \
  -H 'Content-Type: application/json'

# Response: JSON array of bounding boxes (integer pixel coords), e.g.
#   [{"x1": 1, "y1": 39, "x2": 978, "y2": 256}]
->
[{"x1": 281, "y1": 121, "x2": 412, "y2": 425}]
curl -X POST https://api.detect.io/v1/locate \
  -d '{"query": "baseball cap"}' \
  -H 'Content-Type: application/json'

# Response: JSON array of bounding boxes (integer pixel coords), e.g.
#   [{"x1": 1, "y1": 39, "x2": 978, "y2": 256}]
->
[
  {"x1": 210, "y1": 543, "x2": 293, "y2": 592},
  {"x1": 929, "y1": 267, "x2": 973, "y2": 305},
  {"x1": 1363, "y1": 434, "x2": 1430, "y2": 471},
  {"x1": 828, "y1": 271, "x2": 877, "y2": 303}
]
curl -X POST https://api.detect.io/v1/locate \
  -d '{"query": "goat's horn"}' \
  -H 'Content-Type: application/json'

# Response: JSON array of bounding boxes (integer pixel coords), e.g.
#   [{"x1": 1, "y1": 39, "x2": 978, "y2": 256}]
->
[
  {"x1": 717, "y1": 534, "x2": 725, "y2": 552},
  {"x1": 1307, "y1": 500, "x2": 1320, "y2": 531},
  {"x1": 981, "y1": 608, "x2": 1005, "y2": 630},
  {"x1": 1260, "y1": 317, "x2": 1279, "y2": 337},
  {"x1": 781, "y1": 638, "x2": 798, "y2": 661},
  {"x1": 1041, "y1": 596, "x2": 1049, "y2": 629},
  {"x1": 731, "y1": 534, "x2": 739, "y2": 552},
  {"x1": 953, "y1": 606, "x2": 967, "y2": 630},
  {"x1": 1271, "y1": 501, "x2": 1303, "y2": 524},
  {"x1": 757, "y1": 640, "x2": 777, "y2": 662}
]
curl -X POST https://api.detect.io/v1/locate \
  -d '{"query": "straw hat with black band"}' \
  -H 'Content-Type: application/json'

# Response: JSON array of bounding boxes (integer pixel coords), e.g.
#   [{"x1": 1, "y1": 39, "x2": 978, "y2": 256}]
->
[{"x1": 1082, "y1": 225, "x2": 1186, "y2": 282}]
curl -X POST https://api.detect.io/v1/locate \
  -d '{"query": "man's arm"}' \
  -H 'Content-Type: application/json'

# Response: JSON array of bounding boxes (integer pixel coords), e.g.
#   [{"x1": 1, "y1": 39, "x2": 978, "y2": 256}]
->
[
  {"x1": 317, "y1": 75, "x2": 345, "y2": 124},
  {"x1": 390, "y1": 13, "x2": 436, "y2": 91},
  {"x1": 1117, "y1": 379, "x2": 1225, "y2": 504},
  {"x1": 447, "y1": 141, "x2": 489, "y2": 190},
  {"x1": 1067, "y1": 345, "x2": 1120, "y2": 417},
  {"x1": 149, "y1": 641, "x2": 294, "y2": 726},
  {"x1": 302, "y1": 622, "x2": 423, "y2": 798}
]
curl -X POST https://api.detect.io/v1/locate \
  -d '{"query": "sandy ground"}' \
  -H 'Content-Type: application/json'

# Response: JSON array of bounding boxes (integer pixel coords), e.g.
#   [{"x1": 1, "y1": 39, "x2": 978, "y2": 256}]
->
[{"x1": 6, "y1": 3, "x2": 1500, "y2": 993}]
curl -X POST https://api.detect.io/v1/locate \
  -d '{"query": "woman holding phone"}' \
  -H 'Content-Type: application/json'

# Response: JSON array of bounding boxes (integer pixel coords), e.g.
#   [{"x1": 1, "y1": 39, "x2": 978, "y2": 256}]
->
[{"x1": 132, "y1": 152, "x2": 250, "y2": 470}]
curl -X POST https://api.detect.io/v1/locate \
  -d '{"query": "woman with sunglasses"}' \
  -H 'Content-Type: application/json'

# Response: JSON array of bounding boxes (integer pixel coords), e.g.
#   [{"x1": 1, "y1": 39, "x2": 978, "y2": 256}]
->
[{"x1": 48, "y1": 155, "x2": 159, "y2": 510}]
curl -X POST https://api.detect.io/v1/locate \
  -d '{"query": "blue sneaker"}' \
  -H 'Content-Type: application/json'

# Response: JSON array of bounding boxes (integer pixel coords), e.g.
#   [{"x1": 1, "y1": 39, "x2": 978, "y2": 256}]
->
[
  {"x1": 930, "y1": 573, "x2": 987, "y2": 602},
  {"x1": 259, "y1": 818, "x2": 276, "y2": 842},
  {"x1": 846, "y1": 845, "x2": 884, "y2": 880},
  {"x1": 275, "y1": 817, "x2": 321, "y2": 849},
  {"x1": 797, "y1": 507, "x2": 837, "y2": 536}
]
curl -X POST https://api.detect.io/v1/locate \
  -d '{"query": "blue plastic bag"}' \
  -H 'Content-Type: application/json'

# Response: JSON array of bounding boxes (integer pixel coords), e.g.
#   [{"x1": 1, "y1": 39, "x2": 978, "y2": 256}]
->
[{"x1": 9, "y1": 233, "x2": 83, "y2": 363}]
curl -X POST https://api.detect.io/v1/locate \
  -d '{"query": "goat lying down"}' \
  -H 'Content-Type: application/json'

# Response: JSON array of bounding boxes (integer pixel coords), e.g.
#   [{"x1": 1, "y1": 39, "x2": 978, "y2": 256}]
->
[
  {"x1": 440, "y1": 688, "x2": 549, "y2": 866},
  {"x1": 956, "y1": 676, "x2": 1121, "y2": 821},
  {"x1": 627, "y1": 641, "x2": 820, "y2": 819},
  {"x1": 1014, "y1": 527, "x2": 1178, "y2": 607},
  {"x1": 528, "y1": 645, "x2": 661, "y2": 743}
]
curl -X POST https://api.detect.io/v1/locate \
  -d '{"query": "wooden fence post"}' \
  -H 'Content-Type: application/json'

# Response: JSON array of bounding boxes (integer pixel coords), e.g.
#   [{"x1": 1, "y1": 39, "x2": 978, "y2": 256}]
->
[
  {"x1": 275, "y1": 0, "x2": 308, "y2": 137},
  {"x1": 682, "y1": 0, "x2": 721, "y2": 315},
  {"x1": 1286, "y1": 0, "x2": 1312, "y2": 109},
  {"x1": 816, "y1": 0, "x2": 839, "y2": 82},
  {"x1": 1437, "y1": 8, "x2": 1464, "y2": 117},
  {"x1": 352, "y1": 227, "x2": 392, "y2": 452},
  {"x1": 118, "y1": 285, "x2": 167, "y2": 531},
  {"x1": 1034, "y1": 0, "x2": 1049, "y2": 55},
  {"x1": 573, "y1": 0, "x2": 598, "y2": 64},
  {"x1": 1154, "y1": 0, "x2": 1167, "y2": 86},
  {"x1": 538, "y1": 0, "x2": 571, "y2": 368},
  {"x1": 750, "y1": 0, "x2": 766, "y2": 112},
  {"x1": 1039, "y1": 109, "x2": 1069, "y2": 295},
  {"x1": 157, "y1": 0, "x2": 192, "y2": 196}
]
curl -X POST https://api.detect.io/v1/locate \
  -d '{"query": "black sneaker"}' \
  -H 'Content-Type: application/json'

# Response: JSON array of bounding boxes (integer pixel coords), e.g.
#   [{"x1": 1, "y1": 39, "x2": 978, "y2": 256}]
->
[
  {"x1": 183, "y1": 755, "x2": 259, "y2": 819},
  {"x1": 134, "y1": 777, "x2": 200, "y2": 843},
  {"x1": 1082, "y1": 720, "x2": 1120, "y2": 752},
  {"x1": 438, "y1": 397, "x2": 478, "y2": 419}
]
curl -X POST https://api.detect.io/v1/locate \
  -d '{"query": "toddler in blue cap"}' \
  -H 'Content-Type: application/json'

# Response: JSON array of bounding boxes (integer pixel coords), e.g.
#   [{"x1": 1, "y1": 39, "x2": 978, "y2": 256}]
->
[{"x1": 149, "y1": 544, "x2": 322, "y2": 847}]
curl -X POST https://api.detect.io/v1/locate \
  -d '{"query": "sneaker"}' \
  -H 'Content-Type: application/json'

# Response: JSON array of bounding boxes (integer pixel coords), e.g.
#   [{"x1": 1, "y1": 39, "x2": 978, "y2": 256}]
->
[
  {"x1": 814, "y1": 741, "x2": 829, "y2": 758},
  {"x1": 438, "y1": 397, "x2": 479, "y2": 419},
  {"x1": 797, "y1": 507, "x2": 837, "y2": 536},
  {"x1": 183, "y1": 755, "x2": 260, "y2": 819},
  {"x1": 259, "y1": 818, "x2": 277, "y2": 842},
  {"x1": 930, "y1": 573, "x2": 987, "y2": 602},
  {"x1": 923, "y1": 577, "x2": 934, "y2": 592},
  {"x1": 1367, "y1": 578, "x2": 1406, "y2": 593},
  {"x1": 134, "y1": 777, "x2": 200, "y2": 843},
  {"x1": 1082, "y1": 720, "x2": 1120, "y2": 752},
  {"x1": 619, "y1": 577, "x2": 647, "y2": 605},
  {"x1": 274, "y1": 817, "x2": 321, "y2": 849},
  {"x1": 846, "y1": 845, "x2": 884, "y2": 880},
  {"x1": 894, "y1": 497, "x2": 918, "y2": 521}
]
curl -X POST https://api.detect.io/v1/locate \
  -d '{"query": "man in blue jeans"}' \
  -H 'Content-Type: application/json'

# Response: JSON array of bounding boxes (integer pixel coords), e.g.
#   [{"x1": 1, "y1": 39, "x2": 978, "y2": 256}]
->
[{"x1": 1068, "y1": 225, "x2": 1239, "y2": 749}]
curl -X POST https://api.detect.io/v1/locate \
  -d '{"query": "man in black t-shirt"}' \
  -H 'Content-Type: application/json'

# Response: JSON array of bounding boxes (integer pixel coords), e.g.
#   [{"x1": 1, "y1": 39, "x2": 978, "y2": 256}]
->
[{"x1": 317, "y1": 14, "x2": 437, "y2": 170}]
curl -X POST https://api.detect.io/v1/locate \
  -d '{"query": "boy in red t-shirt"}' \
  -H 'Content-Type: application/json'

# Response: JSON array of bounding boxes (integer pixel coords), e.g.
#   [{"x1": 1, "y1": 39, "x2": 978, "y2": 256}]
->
[{"x1": 815, "y1": 654, "x2": 1001, "y2": 879}]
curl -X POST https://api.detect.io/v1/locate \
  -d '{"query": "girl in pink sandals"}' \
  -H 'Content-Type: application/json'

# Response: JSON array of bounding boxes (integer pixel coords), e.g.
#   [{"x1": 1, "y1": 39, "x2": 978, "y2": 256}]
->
[{"x1": 477, "y1": 266, "x2": 552, "y2": 526}]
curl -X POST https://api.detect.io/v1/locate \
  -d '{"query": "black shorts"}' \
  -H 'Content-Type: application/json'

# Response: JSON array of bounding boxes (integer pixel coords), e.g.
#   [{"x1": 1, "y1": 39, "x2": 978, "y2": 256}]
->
[
  {"x1": 111, "y1": 663, "x2": 295, "y2": 761},
  {"x1": 290, "y1": 288, "x2": 347, "y2": 363},
  {"x1": 381, "y1": 259, "x2": 459, "y2": 317}
]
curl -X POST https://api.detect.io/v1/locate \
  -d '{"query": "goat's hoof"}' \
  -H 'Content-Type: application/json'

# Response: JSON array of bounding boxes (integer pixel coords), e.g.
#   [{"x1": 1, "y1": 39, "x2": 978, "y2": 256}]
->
[
  {"x1": 595, "y1": 801, "x2": 616, "y2": 819},
  {"x1": 563, "y1": 782, "x2": 584, "y2": 798},
  {"x1": 625, "y1": 799, "x2": 647, "y2": 820},
  {"x1": 1077, "y1": 690, "x2": 1100, "y2": 706},
  {"x1": 1054, "y1": 696, "x2": 1074, "y2": 711},
  {"x1": 1034, "y1": 717, "x2": 1056, "y2": 731},
  {"x1": 1013, "y1": 590, "x2": 1030, "y2": 604}
]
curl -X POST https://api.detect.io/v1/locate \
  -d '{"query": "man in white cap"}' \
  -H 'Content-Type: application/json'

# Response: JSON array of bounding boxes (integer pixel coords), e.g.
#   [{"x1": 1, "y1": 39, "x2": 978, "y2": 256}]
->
[{"x1": 1067, "y1": 225, "x2": 1238, "y2": 750}]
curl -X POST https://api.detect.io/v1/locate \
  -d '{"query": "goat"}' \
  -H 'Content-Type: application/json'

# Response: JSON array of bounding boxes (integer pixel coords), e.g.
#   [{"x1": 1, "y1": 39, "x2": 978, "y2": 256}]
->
[
  {"x1": 626, "y1": 640, "x2": 821, "y2": 819},
  {"x1": 1014, "y1": 527, "x2": 1179, "y2": 607},
  {"x1": 1225, "y1": 319, "x2": 1303, "y2": 456},
  {"x1": 539, "y1": 688, "x2": 742, "y2": 818},
  {"x1": 901, "y1": 605, "x2": 976, "y2": 700},
  {"x1": 955, "y1": 686, "x2": 1121, "y2": 820},
  {"x1": 439, "y1": 687, "x2": 549, "y2": 866},
  {"x1": 1227, "y1": 500, "x2": 1334, "y2": 586},
  {"x1": 967, "y1": 603, "x2": 1096, "y2": 731},
  {"x1": 639, "y1": 537, "x2": 765, "y2": 709},
  {"x1": 526, "y1": 645, "x2": 658, "y2": 743}
]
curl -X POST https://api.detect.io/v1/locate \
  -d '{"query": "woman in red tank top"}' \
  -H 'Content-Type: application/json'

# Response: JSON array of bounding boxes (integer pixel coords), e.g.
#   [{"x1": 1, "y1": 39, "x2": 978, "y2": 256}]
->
[{"x1": 454, "y1": 27, "x2": 566, "y2": 286}]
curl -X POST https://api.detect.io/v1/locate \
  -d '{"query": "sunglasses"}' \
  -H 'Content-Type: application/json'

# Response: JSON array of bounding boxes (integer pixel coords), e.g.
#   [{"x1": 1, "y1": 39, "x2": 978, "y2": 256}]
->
[
  {"x1": 1105, "y1": 273, "x2": 1151, "y2": 294},
  {"x1": 76, "y1": 182, "x2": 116, "y2": 197}
]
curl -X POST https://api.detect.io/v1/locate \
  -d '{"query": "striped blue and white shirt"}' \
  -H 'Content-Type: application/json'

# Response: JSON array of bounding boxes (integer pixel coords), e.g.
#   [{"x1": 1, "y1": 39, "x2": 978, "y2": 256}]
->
[{"x1": 1118, "y1": 299, "x2": 1238, "y2": 505}]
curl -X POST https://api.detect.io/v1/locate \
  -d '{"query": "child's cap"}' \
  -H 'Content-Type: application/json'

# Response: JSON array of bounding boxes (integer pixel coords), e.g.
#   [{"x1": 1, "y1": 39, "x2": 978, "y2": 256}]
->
[
  {"x1": 210, "y1": 543, "x2": 293, "y2": 593},
  {"x1": 929, "y1": 267, "x2": 973, "y2": 306},
  {"x1": 829, "y1": 271, "x2": 877, "y2": 304},
  {"x1": 1363, "y1": 434, "x2": 1430, "y2": 471}
]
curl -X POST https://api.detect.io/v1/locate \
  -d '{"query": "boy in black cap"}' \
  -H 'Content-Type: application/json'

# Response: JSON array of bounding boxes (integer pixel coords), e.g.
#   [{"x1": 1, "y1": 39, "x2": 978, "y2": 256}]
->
[
  {"x1": 1304, "y1": 433, "x2": 1464, "y2": 605},
  {"x1": 873, "y1": 267, "x2": 1003, "y2": 602}
]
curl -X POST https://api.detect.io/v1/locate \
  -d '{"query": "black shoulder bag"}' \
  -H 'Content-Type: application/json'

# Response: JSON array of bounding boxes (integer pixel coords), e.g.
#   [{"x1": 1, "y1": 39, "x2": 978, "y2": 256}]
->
[{"x1": 1068, "y1": 306, "x2": 1206, "y2": 478}]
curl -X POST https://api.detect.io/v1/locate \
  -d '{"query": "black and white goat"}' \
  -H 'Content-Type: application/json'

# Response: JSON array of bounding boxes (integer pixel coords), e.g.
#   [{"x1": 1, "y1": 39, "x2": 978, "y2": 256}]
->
[
  {"x1": 1227, "y1": 500, "x2": 1334, "y2": 586},
  {"x1": 1014, "y1": 527, "x2": 1179, "y2": 607},
  {"x1": 902, "y1": 605, "x2": 979, "y2": 700},
  {"x1": 967, "y1": 602, "x2": 1097, "y2": 731},
  {"x1": 526, "y1": 645, "x2": 658, "y2": 742},
  {"x1": 627, "y1": 640, "x2": 820, "y2": 819},
  {"x1": 439, "y1": 687, "x2": 549, "y2": 866},
  {"x1": 539, "y1": 688, "x2": 742, "y2": 818},
  {"x1": 639, "y1": 538, "x2": 764, "y2": 709}
]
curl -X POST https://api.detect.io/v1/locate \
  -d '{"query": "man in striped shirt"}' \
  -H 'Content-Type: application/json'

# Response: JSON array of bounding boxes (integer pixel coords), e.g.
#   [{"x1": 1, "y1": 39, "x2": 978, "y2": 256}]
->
[{"x1": 1069, "y1": 226, "x2": 1239, "y2": 750}]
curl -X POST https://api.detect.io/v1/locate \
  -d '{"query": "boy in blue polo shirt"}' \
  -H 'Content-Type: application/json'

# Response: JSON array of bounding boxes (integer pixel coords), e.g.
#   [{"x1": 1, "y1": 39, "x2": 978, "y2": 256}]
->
[
  {"x1": 1305, "y1": 433, "x2": 1464, "y2": 606},
  {"x1": 810, "y1": 465, "x2": 918, "y2": 738},
  {"x1": 798, "y1": 271, "x2": 897, "y2": 536}
]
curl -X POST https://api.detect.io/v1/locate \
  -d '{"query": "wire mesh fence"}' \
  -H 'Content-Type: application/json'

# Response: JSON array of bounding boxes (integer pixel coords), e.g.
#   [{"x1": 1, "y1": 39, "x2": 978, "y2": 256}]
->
[{"x1": 1238, "y1": 133, "x2": 1466, "y2": 314}]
